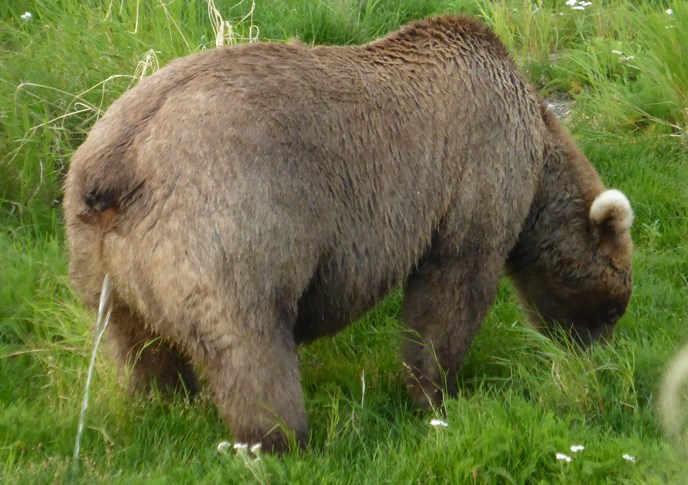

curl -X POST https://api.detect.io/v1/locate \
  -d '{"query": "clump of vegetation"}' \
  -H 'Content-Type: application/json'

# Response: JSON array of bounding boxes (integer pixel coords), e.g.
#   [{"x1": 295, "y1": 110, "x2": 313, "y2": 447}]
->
[{"x1": 1, "y1": 1, "x2": 687, "y2": 482}]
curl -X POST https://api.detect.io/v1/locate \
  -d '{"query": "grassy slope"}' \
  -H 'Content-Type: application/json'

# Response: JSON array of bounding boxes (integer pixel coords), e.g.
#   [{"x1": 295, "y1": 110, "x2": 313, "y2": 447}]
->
[{"x1": 1, "y1": 1, "x2": 687, "y2": 483}]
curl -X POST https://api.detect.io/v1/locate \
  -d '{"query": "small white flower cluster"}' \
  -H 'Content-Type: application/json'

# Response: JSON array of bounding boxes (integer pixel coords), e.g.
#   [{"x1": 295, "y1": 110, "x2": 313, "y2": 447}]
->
[
  {"x1": 666, "y1": 9, "x2": 674, "y2": 15},
  {"x1": 216, "y1": 440, "x2": 232, "y2": 453},
  {"x1": 611, "y1": 49, "x2": 635, "y2": 63},
  {"x1": 555, "y1": 444, "x2": 637, "y2": 465},
  {"x1": 622, "y1": 453, "x2": 636, "y2": 463},
  {"x1": 566, "y1": 0, "x2": 593, "y2": 11},
  {"x1": 429, "y1": 418, "x2": 449, "y2": 427},
  {"x1": 556, "y1": 452, "x2": 573, "y2": 462},
  {"x1": 556, "y1": 444, "x2": 585, "y2": 463},
  {"x1": 216, "y1": 441, "x2": 262, "y2": 461},
  {"x1": 20, "y1": 11, "x2": 32, "y2": 20}
]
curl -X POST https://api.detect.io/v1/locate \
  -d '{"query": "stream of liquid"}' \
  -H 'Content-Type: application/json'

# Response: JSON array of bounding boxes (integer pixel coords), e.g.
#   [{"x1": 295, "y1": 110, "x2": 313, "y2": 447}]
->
[{"x1": 72, "y1": 273, "x2": 113, "y2": 471}]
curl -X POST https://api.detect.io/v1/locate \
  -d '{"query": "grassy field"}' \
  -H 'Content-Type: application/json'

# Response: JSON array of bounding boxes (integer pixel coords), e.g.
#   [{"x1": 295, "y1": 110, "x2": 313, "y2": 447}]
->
[{"x1": 1, "y1": 0, "x2": 687, "y2": 482}]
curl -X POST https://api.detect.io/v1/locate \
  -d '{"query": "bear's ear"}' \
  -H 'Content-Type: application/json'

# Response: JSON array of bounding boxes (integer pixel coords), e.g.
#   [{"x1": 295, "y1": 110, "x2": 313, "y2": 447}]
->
[{"x1": 589, "y1": 189, "x2": 634, "y2": 234}]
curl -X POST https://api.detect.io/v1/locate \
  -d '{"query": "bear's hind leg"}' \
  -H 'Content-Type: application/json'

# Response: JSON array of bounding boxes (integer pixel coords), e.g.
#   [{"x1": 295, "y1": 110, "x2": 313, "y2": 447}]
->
[
  {"x1": 402, "y1": 240, "x2": 502, "y2": 406},
  {"x1": 185, "y1": 295, "x2": 307, "y2": 453},
  {"x1": 108, "y1": 303, "x2": 199, "y2": 397}
]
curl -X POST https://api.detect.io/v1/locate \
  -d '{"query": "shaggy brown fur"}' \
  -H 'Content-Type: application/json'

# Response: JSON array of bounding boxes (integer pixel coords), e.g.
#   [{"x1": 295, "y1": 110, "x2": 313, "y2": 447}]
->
[{"x1": 64, "y1": 16, "x2": 633, "y2": 452}]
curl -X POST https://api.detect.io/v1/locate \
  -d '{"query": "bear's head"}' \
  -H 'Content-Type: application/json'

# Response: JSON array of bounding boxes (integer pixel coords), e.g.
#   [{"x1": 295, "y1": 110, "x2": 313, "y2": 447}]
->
[
  {"x1": 509, "y1": 189, "x2": 633, "y2": 346},
  {"x1": 506, "y1": 115, "x2": 634, "y2": 348}
]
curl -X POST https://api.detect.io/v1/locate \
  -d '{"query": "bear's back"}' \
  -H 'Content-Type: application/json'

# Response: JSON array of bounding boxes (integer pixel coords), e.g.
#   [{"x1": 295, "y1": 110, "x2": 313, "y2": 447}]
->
[{"x1": 67, "y1": 16, "x2": 548, "y2": 339}]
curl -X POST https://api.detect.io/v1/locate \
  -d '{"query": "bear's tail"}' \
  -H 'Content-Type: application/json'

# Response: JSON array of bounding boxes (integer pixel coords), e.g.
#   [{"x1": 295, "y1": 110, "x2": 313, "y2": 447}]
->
[
  {"x1": 64, "y1": 150, "x2": 146, "y2": 308},
  {"x1": 79, "y1": 174, "x2": 144, "y2": 227},
  {"x1": 66, "y1": 150, "x2": 144, "y2": 229}
]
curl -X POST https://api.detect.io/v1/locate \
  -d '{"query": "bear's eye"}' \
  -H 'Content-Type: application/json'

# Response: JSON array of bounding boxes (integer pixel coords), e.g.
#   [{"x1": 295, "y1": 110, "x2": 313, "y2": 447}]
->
[{"x1": 607, "y1": 308, "x2": 620, "y2": 320}]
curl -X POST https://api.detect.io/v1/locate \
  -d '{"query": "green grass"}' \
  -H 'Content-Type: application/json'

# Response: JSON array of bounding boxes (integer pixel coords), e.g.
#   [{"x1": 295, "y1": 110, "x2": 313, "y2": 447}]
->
[{"x1": 1, "y1": 0, "x2": 688, "y2": 483}]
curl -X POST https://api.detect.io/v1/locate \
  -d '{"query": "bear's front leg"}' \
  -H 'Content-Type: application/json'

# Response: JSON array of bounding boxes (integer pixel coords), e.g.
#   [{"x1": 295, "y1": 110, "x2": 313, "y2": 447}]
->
[{"x1": 401, "y1": 241, "x2": 502, "y2": 406}]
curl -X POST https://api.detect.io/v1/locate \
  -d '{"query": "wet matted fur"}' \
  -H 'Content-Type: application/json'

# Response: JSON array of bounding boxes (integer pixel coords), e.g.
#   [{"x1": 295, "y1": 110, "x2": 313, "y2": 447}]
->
[{"x1": 64, "y1": 16, "x2": 633, "y2": 452}]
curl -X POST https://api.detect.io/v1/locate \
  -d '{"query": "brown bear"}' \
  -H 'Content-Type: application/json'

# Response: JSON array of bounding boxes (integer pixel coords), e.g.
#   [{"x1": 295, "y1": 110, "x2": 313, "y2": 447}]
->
[{"x1": 63, "y1": 15, "x2": 634, "y2": 452}]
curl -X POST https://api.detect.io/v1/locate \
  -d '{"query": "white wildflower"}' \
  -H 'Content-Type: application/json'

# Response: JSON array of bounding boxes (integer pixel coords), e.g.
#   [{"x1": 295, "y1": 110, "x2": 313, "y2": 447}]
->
[
  {"x1": 666, "y1": 9, "x2": 673, "y2": 15},
  {"x1": 622, "y1": 453, "x2": 636, "y2": 463},
  {"x1": 217, "y1": 441, "x2": 262, "y2": 461},
  {"x1": 566, "y1": 0, "x2": 577, "y2": 6},
  {"x1": 234, "y1": 443, "x2": 249, "y2": 457},
  {"x1": 570, "y1": 444, "x2": 585, "y2": 453},
  {"x1": 582, "y1": 1, "x2": 593, "y2": 6},
  {"x1": 611, "y1": 49, "x2": 623, "y2": 55},
  {"x1": 20, "y1": 11, "x2": 32, "y2": 20},
  {"x1": 430, "y1": 419, "x2": 449, "y2": 427},
  {"x1": 620, "y1": 55, "x2": 635, "y2": 62},
  {"x1": 572, "y1": 5, "x2": 585, "y2": 10},
  {"x1": 216, "y1": 441, "x2": 232, "y2": 453},
  {"x1": 556, "y1": 452, "x2": 573, "y2": 462}
]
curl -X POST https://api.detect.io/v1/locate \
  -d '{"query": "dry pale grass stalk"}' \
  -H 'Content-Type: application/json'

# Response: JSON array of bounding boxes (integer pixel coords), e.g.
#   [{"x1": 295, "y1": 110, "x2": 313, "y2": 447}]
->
[
  {"x1": 208, "y1": 0, "x2": 259, "y2": 47},
  {"x1": 10, "y1": 76, "x2": 135, "y2": 167},
  {"x1": 134, "y1": 49, "x2": 161, "y2": 81},
  {"x1": 10, "y1": 57, "x2": 154, "y2": 163},
  {"x1": 157, "y1": 0, "x2": 191, "y2": 52}
]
